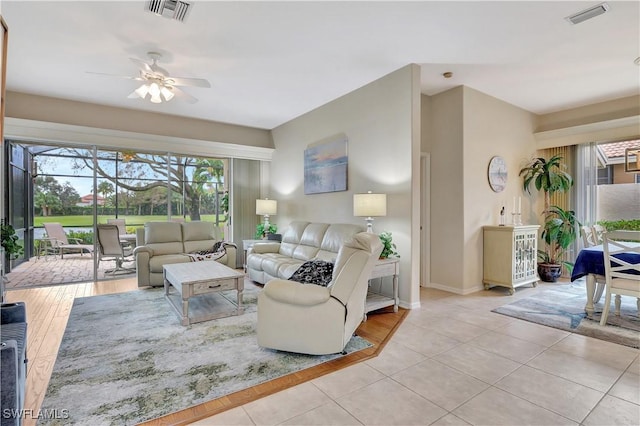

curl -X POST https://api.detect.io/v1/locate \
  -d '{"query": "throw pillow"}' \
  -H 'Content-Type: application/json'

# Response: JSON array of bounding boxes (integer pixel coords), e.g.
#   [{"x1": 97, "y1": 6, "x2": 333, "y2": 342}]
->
[{"x1": 289, "y1": 260, "x2": 334, "y2": 287}]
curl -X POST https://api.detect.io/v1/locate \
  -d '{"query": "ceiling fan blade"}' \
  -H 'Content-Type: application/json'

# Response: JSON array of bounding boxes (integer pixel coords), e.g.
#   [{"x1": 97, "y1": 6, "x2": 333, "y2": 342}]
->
[
  {"x1": 86, "y1": 71, "x2": 144, "y2": 81},
  {"x1": 165, "y1": 76, "x2": 211, "y2": 88},
  {"x1": 172, "y1": 86, "x2": 198, "y2": 104},
  {"x1": 129, "y1": 57, "x2": 153, "y2": 73}
]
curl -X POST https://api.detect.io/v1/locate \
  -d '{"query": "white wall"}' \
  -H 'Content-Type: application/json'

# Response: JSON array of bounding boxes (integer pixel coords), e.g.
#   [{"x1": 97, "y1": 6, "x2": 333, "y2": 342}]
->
[
  {"x1": 597, "y1": 183, "x2": 640, "y2": 220},
  {"x1": 424, "y1": 86, "x2": 538, "y2": 294},
  {"x1": 270, "y1": 64, "x2": 422, "y2": 309}
]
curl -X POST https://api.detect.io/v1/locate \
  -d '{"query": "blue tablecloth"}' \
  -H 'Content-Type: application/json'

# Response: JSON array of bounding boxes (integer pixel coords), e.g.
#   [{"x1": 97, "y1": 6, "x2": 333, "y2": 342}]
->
[{"x1": 571, "y1": 243, "x2": 640, "y2": 281}]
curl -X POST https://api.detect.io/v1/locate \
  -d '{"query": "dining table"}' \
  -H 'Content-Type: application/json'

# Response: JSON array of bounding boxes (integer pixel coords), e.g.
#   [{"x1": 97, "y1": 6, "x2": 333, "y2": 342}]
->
[{"x1": 571, "y1": 242, "x2": 640, "y2": 317}]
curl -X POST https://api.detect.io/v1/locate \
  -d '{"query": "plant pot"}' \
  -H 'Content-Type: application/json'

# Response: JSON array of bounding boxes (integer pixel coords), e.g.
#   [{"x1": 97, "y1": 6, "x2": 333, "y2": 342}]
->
[{"x1": 538, "y1": 263, "x2": 562, "y2": 282}]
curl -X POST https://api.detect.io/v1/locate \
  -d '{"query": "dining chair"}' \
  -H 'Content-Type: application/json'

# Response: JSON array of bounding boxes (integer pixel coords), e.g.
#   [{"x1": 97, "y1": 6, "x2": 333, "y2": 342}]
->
[
  {"x1": 96, "y1": 225, "x2": 135, "y2": 275},
  {"x1": 43, "y1": 222, "x2": 94, "y2": 259},
  {"x1": 600, "y1": 230, "x2": 640, "y2": 326},
  {"x1": 592, "y1": 224, "x2": 606, "y2": 245},
  {"x1": 581, "y1": 225, "x2": 597, "y2": 247}
]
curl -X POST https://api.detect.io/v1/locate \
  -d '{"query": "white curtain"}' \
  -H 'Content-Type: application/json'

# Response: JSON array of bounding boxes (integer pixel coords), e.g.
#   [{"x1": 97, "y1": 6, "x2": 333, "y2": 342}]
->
[{"x1": 575, "y1": 142, "x2": 598, "y2": 250}]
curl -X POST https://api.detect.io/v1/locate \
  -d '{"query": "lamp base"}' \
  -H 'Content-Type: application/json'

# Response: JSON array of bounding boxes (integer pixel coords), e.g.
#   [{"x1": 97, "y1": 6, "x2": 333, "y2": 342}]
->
[{"x1": 365, "y1": 217, "x2": 374, "y2": 233}]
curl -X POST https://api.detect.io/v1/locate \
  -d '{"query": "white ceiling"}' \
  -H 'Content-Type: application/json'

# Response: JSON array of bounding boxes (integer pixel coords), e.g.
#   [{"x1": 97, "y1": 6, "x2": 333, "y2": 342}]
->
[{"x1": 2, "y1": 1, "x2": 639, "y2": 130}]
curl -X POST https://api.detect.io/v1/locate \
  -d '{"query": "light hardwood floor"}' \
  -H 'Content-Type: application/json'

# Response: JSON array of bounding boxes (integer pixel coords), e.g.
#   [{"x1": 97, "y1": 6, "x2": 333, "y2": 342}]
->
[{"x1": 4, "y1": 278, "x2": 406, "y2": 426}]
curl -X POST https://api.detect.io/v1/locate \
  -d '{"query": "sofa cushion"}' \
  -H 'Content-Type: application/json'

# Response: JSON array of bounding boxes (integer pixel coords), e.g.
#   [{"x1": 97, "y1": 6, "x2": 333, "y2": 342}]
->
[
  {"x1": 149, "y1": 253, "x2": 191, "y2": 273},
  {"x1": 144, "y1": 221, "x2": 182, "y2": 244},
  {"x1": 182, "y1": 221, "x2": 217, "y2": 241},
  {"x1": 289, "y1": 260, "x2": 334, "y2": 286}
]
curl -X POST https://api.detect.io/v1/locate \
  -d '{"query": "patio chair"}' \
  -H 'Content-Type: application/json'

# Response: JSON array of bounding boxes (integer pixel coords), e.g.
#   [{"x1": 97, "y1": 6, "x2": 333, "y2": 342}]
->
[
  {"x1": 96, "y1": 225, "x2": 135, "y2": 275},
  {"x1": 600, "y1": 230, "x2": 640, "y2": 326},
  {"x1": 106, "y1": 218, "x2": 136, "y2": 246},
  {"x1": 43, "y1": 222, "x2": 94, "y2": 259}
]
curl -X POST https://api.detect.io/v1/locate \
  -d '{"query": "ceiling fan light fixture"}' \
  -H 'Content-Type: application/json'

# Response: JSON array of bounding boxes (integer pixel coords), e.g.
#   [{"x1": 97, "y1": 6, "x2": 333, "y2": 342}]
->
[
  {"x1": 148, "y1": 83, "x2": 162, "y2": 103},
  {"x1": 134, "y1": 84, "x2": 150, "y2": 99},
  {"x1": 160, "y1": 86, "x2": 175, "y2": 101}
]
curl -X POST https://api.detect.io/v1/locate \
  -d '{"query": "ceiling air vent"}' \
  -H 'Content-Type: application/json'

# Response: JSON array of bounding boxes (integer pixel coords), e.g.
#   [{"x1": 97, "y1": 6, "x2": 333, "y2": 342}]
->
[
  {"x1": 146, "y1": 0, "x2": 192, "y2": 23},
  {"x1": 566, "y1": 2, "x2": 609, "y2": 25}
]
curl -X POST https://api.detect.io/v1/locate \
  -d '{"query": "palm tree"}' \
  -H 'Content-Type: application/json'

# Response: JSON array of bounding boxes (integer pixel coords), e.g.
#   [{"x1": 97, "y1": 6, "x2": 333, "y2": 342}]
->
[
  {"x1": 519, "y1": 155, "x2": 578, "y2": 279},
  {"x1": 519, "y1": 155, "x2": 572, "y2": 216}
]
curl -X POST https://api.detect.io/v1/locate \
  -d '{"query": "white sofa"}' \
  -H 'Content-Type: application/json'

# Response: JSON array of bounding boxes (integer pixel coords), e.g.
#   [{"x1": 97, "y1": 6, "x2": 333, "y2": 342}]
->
[
  {"x1": 257, "y1": 232, "x2": 383, "y2": 355},
  {"x1": 246, "y1": 221, "x2": 364, "y2": 284},
  {"x1": 133, "y1": 221, "x2": 237, "y2": 287}
]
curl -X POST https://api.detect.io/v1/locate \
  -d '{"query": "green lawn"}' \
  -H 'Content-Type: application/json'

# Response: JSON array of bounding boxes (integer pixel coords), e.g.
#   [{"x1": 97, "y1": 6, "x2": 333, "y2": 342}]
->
[{"x1": 34, "y1": 215, "x2": 221, "y2": 228}]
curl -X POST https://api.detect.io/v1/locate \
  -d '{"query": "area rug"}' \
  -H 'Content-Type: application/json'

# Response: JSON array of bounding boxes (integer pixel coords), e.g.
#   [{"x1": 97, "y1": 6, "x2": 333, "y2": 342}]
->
[
  {"x1": 39, "y1": 285, "x2": 372, "y2": 425},
  {"x1": 492, "y1": 282, "x2": 639, "y2": 349}
]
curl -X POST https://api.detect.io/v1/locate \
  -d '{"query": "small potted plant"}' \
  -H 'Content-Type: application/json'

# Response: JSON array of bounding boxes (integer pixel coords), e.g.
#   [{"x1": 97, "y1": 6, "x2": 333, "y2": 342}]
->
[
  {"x1": 379, "y1": 231, "x2": 399, "y2": 259},
  {"x1": 255, "y1": 223, "x2": 278, "y2": 240},
  {"x1": 519, "y1": 155, "x2": 579, "y2": 282},
  {"x1": 1, "y1": 220, "x2": 24, "y2": 272}
]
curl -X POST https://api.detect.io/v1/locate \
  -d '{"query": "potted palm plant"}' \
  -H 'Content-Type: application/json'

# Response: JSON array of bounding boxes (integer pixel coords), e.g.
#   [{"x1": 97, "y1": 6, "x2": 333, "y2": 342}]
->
[{"x1": 519, "y1": 155, "x2": 579, "y2": 282}]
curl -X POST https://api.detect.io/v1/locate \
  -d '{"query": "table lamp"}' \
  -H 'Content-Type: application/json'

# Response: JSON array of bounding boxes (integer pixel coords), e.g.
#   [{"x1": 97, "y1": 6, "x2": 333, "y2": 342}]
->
[
  {"x1": 353, "y1": 191, "x2": 387, "y2": 233},
  {"x1": 256, "y1": 198, "x2": 277, "y2": 232}
]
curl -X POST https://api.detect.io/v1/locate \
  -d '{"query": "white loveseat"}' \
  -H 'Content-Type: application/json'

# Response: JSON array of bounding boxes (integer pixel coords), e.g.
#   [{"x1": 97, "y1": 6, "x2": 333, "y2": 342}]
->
[
  {"x1": 246, "y1": 221, "x2": 364, "y2": 284},
  {"x1": 133, "y1": 221, "x2": 237, "y2": 287}
]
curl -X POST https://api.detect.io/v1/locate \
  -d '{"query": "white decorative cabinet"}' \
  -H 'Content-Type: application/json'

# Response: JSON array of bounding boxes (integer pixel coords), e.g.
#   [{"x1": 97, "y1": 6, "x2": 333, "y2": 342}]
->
[{"x1": 483, "y1": 225, "x2": 540, "y2": 295}]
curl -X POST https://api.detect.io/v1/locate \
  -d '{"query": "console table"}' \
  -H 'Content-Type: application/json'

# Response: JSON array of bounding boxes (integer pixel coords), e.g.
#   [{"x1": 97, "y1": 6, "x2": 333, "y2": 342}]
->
[
  {"x1": 483, "y1": 225, "x2": 539, "y2": 295},
  {"x1": 365, "y1": 257, "x2": 400, "y2": 320}
]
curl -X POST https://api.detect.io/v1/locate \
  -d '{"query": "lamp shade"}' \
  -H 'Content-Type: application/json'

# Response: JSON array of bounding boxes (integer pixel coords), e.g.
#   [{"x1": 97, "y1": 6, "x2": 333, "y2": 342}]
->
[
  {"x1": 256, "y1": 199, "x2": 277, "y2": 216},
  {"x1": 353, "y1": 192, "x2": 387, "y2": 217}
]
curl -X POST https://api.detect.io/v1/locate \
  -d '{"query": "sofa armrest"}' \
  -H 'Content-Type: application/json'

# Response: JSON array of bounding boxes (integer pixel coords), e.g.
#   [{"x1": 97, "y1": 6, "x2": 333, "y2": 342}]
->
[
  {"x1": 133, "y1": 246, "x2": 154, "y2": 257},
  {"x1": 222, "y1": 243, "x2": 237, "y2": 269},
  {"x1": 134, "y1": 248, "x2": 152, "y2": 287},
  {"x1": 1, "y1": 303, "x2": 26, "y2": 325},
  {"x1": 263, "y1": 279, "x2": 331, "y2": 306},
  {"x1": 252, "y1": 242, "x2": 281, "y2": 254},
  {"x1": 1, "y1": 340, "x2": 20, "y2": 408}
]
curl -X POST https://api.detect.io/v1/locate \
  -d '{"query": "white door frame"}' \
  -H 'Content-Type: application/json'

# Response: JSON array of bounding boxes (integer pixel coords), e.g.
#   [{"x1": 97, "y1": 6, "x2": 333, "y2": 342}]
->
[{"x1": 421, "y1": 153, "x2": 430, "y2": 287}]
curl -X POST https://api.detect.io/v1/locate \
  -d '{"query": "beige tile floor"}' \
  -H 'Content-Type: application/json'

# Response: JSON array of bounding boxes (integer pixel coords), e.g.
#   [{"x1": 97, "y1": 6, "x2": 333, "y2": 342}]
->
[{"x1": 191, "y1": 283, "x2": 640, "y2": 426}]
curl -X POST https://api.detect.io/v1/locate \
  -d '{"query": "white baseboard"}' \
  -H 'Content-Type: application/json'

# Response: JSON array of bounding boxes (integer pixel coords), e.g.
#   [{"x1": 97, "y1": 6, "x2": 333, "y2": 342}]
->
[{"x1": 425, "y1": 282, "x2": 485, "y2": 296}]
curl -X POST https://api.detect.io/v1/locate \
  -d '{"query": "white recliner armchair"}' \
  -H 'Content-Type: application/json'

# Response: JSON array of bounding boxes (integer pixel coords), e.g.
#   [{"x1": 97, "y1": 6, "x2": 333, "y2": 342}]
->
[{"x1": 257, "y1": 232, "x2": 383, "y2": 355}]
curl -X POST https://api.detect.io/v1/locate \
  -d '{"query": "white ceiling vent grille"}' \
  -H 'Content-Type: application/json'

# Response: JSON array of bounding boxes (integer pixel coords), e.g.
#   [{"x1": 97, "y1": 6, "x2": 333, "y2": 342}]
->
[
  {"x1": 566, "y1": 3, "x2": 609, "y2": 25},
  {"x1": 146, "y1": 0, "x2": 192, "y2": 23}
]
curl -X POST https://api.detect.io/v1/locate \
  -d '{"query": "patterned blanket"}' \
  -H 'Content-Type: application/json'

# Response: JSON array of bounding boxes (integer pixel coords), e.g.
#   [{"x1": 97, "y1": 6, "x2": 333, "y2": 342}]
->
[{"x1": 187, "y1": 241, "x2": 236, "y2": 262}]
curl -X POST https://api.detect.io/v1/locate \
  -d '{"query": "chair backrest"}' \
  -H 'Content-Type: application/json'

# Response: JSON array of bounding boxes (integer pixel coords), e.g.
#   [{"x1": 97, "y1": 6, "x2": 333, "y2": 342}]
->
[
  {"x1": 581, "y1": 226, "x2": 597, "y2": 247},
  {"x1": 603, "y1": 230, "x2": 640, "y2": 282},
  {"x1": 329, "y1": 232, "x2": 383, "y2": 339},
  {"x1": 593, "y1": 224, "x2": 606, "y2": 245},
  {"x1": 97, "y1": 225, "x2": 124, "y2": 257},
  {"x1": 43, "y1": 222, "x2": 69, "y2": 245},
  {"x1": 107, "y1": 219, "x2": 126, "y2": 235}
]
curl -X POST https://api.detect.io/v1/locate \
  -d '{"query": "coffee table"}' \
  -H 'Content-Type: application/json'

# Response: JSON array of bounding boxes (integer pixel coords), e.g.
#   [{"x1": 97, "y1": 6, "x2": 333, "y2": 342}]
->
[{"x1": 163, "y1": 261, "x2": 245, "y2": 325}]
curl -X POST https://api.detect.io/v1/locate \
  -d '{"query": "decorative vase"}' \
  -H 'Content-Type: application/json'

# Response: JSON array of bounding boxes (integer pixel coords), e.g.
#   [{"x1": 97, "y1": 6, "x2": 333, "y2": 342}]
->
[{"x1": 538, "y1": 263, "x2": 562, "y2": 282}]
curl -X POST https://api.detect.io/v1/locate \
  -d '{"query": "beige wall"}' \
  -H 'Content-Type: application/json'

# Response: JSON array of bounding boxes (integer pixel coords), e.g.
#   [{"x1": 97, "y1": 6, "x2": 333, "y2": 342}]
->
[
  {"x1": 270, "y1": 64, "x2": 422, "y2": 309},
  {"x1": 613, "y1": 163, "x2": 638, "y2": 184},
  {"x1": 424, "y1": 87, "x2": 465, "y2": 289},
  {"x1": 597, "y1": 183, "x2": 640, "y2": 221},
  {"x1": 6, "y1": 92, "x2": 273, "y2": 149},
  {"x1": 424, "y1": 86, "x2": 538, "y2": 294},
  {"x1": 534, "y1": 95, "x2": 640, "y2": 148}
]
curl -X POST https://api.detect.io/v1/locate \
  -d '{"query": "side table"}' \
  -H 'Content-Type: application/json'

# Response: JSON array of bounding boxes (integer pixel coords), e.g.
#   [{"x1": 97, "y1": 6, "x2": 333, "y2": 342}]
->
[
  {"x1": 36, "y1": 237, "x2": 57, "y2": 260},
  {"x1": 364, "y1": 257, "x2": 400, "y2": 320}
]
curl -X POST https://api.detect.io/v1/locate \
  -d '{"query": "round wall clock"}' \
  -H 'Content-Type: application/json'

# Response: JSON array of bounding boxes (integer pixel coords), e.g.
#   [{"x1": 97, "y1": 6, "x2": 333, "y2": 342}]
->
[{"x1": 488, "y1": 156, "x2": 507, "y2": 192}]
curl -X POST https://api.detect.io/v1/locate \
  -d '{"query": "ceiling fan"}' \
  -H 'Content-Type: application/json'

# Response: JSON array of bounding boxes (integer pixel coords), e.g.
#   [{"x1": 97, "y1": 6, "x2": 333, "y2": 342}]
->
[{"x1": 87, "y1": 51, "x2": 211, "y2": 104}]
